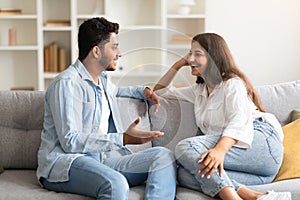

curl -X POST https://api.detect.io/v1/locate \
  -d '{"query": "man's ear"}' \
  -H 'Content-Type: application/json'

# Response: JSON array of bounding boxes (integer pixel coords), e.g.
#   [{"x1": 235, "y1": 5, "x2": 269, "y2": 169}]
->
[{"x1": 91, "y1": 45, "x2": 101, "y2": 59}]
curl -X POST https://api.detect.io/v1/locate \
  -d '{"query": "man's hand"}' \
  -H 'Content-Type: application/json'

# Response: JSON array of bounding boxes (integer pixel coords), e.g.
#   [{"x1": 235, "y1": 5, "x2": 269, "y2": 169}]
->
[
  {"x1": 123, "y1": 117, "x2": 164, "y2": 145},
  {"x1": 144, "y1": 87, "x2": 160, "y2": 113}
]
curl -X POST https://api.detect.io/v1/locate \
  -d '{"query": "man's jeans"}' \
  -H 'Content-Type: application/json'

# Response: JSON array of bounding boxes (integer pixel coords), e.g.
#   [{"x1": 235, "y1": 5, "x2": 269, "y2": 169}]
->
[
  {"x1": 41, "y1": 146, "x2": 176, "y2": 200},
  {"x1": 175, "y1": 119, "x2": 283, "y2": 197}
]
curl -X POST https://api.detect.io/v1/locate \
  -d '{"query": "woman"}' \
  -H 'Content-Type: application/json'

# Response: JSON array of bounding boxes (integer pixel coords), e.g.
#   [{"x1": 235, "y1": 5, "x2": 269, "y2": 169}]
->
[{"x1": 153, "y1": 33, "x2": 291, "y2": 200}]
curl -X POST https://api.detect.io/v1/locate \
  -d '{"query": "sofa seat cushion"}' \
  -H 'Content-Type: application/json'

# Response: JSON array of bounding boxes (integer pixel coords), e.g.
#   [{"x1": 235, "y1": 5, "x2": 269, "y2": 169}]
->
[
  {"x1": 0, "y1": 170, "x2": 93, "y2": 200},
  {"x1": 249, "y1": 179, "x2": 300, "y2": 199},
  {"x1": 0, "y1": 170, "x2": 148, "y2": 200}
]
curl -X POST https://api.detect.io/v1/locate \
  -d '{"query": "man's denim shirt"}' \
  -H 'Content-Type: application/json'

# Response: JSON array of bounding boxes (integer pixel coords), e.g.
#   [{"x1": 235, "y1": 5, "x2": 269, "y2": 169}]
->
[{"x1": 37, "y1": 59, "x2": 146, "y2": 182}]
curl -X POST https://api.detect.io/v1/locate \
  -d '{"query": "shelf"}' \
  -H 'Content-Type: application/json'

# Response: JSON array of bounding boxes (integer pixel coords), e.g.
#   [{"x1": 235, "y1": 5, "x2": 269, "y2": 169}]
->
[
  {"x1": 0, "y1": 45, "x2": 38, "y2": 51},
  {"x1": 0, "y1": 14, "x2": 37, "y2": 19},
  {"x1": 167, "y1": 14, "x2": 206, "y2": 19},
  {"x1": 42, "y1": 26, "x2": 72, "y2": 31},
  {"x1": 121, "y1": 25, "x2": 164, "y2": 31},
  {"x1": 76, "y1": 14, "x2": 106, "y2": 20},
  {"x1": 43, "y1": 72, "x2": 59, "y2": 79}
]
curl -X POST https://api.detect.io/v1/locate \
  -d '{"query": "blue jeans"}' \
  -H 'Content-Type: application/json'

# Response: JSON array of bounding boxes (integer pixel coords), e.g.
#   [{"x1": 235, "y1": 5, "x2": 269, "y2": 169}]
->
[
  {"x1": 175, "y1": 119, "x2": 283, "y2": 197},
  {"x1": 41, "y1": 146, "x2": 176, "y2": 200}
]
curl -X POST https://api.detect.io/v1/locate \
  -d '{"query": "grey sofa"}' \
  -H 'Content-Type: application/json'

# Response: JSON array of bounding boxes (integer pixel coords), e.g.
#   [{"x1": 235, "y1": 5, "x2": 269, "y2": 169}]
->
[{"x1": 1, "y1": 80, "x2": 300, "y2": 200}]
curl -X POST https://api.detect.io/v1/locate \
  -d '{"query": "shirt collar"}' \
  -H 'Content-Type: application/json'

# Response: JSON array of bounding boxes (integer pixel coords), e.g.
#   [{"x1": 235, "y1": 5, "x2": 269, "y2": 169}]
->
[
  {"x1": 73, "y1": 59, "x2": 108, "y2": 84},
  {"x1": 199, "y1": 81, "x2": 224, "y2": 97}
]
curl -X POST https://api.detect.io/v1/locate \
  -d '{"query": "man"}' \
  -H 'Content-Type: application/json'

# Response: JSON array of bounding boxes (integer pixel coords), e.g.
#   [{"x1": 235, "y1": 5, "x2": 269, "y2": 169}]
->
[{"x1": 37, "y1": 17, "x2": 176, "y2": 200}]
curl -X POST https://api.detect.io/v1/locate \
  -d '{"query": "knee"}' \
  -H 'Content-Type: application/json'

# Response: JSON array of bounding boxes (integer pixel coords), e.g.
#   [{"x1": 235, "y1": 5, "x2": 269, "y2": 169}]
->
[
  {"x1": 175, "y1": 137, "x2": 193, "y2": 160},
  {"x1": 151, "y1": 146, "x2": 176, "y2": 169},
  {"x1": 97, "y1": 173, "x2": 129, "y2": 200},
  {"x1": 154, "y1": 146, "x2": 175, "y2": 161}
]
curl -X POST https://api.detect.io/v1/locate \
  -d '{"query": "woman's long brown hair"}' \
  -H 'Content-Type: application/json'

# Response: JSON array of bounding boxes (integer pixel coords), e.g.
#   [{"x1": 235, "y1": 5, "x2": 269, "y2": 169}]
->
[{"x1": 194, "y1": 33, "x2": 266, "y2": 112}]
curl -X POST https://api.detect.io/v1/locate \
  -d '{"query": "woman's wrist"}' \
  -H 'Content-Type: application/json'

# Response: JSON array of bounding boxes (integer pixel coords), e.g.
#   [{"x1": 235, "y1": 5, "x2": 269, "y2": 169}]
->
[{"x1": 173, "y1": 58, "x2": 188, "y2": 70}]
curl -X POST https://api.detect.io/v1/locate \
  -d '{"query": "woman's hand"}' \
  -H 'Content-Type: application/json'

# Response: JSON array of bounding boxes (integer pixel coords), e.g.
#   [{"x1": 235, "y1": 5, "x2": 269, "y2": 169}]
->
[
  {"x1": 153, "y1": 54, "x2": 190, "y2": 91},
  {"x1": 198, "y1": 148, "x2": 226, "y2": 179},
  {"x1": 197, "y1": 136, "x2": 238, "y2": 179},
  {"x1": 173, "y1": 54, "x2": 189, "y2": 71},
  {"x1": 124, "y1": 117, "x2": 164, "y2": 144}
]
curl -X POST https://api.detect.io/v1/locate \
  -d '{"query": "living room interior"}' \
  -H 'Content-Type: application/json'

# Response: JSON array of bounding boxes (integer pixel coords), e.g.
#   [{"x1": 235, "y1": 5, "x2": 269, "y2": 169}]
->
[
  {"x1": 1, "y1": 1, "x2": 300, "y2": 199},
  {"x1": 0, "y1": 0, "x2": 299, "y2": 91}
]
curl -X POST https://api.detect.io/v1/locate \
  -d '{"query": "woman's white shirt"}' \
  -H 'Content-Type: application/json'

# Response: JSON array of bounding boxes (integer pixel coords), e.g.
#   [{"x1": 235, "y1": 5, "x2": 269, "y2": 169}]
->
[{"x1": 155, "y1": 78, "x2": 283, "y2": 148}]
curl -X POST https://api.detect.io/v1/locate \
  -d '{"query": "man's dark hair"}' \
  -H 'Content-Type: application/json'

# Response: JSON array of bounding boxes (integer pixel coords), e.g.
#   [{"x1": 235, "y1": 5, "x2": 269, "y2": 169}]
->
[{"x1": 78, "y1": 17, "x2": 119, "y2": 61}]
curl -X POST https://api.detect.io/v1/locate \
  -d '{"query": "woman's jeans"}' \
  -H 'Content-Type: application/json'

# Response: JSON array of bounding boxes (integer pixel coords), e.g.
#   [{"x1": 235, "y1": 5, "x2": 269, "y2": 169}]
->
[
  {"x1": 41, "y1": 146, "x2": 176, "y2": 200},
  {"x1": 175, "y1": 119, "x2": 283, "y2": 197}
]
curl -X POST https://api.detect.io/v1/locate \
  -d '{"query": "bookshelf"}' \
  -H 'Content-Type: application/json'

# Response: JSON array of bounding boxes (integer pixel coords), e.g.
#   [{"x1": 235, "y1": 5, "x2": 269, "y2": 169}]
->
[{"x1": 0, "y1": 0, "x2": 206, "y2": 90}]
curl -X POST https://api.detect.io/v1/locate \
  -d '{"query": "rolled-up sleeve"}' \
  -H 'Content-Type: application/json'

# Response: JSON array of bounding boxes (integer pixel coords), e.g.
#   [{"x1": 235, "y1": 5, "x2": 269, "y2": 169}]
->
[{"x1": 222, "y1": 79, "x2": 254, "y2": 148}]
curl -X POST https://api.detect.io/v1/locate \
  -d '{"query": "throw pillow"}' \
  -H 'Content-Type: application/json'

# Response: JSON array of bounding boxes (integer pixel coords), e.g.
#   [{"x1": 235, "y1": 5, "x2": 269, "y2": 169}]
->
[
  {"x1": 273, "y1": 118, "x2": 300, "y2": 182},
  {"x1": 290, "y1": 109, "x2": 300, "y2": 122}
]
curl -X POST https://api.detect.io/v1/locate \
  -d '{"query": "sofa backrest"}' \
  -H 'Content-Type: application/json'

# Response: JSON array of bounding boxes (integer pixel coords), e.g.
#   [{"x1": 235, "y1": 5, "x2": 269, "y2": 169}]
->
[
  {"x1": 0, "y1": 91, "x2": 45, "y2": 169},
  {"x1": 255, "y1": 80, "x2": 300, "y2": 125},
  {"x1": 0, "y1": 91, "x2": 151, "y2": 169},
  {"x1": 150, "y1": 80, "x2": 300, "y2": 151}
]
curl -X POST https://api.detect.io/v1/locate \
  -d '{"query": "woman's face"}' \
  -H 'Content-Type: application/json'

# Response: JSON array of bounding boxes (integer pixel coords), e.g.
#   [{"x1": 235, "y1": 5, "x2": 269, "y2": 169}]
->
[{"x1": 188, "y1": 41, "x2": 208, "y2": 77}]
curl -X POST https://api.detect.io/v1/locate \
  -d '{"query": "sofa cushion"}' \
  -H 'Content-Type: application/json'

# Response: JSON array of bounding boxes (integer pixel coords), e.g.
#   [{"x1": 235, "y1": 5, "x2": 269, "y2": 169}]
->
[
  {"x1": 0, "y1": 170, "x2": 94, "y2": 200},
  {"x1": 255, "y1": 80, "x2": 300, "y2": 126},
  {"x1": 0, "y1": 91, "x2": 45, "y2": 169},
  {"x1": 149, "y1": 96, "x2": 199, "y2": 151},
  {"x1": 273, "y1": 118, "x2": 300, "y2": 182},
  {"x1": 290, "y1": 109, "x2": 300, "y2": 122}
]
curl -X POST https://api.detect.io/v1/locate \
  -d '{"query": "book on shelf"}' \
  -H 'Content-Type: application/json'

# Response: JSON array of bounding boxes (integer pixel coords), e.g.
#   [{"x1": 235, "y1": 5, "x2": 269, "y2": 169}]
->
[
  {"x1": 44, "y1": 43, "x2": 67, "y2": 73},
  {"x1": 170, "y1": 35, "x2": 193, "y2": 44},
  {"x1": 58, "y1": 47, "x2": 67, "y2": 72},
  {"x1": 0, "y1": 8, "x2": 22, "y2": 15},
  {"x1": 45, "y1": 20, "x2": 71, "y2": 27},
  {"x1": 10, "y1": 87, "x2": 34, "y2": 91}
]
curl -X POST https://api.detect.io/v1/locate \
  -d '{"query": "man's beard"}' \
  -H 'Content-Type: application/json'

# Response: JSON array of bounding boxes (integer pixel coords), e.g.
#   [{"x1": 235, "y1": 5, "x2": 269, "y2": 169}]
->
[
  {"x1": 99, "y1": 56, "x2": 115, "y2": 71},
  {"x1": 105, "y1": 62, "x2": 116, "y2": 71}
]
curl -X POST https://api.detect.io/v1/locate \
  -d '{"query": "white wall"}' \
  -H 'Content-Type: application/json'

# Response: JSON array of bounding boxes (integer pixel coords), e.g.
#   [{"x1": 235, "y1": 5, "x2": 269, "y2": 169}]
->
[{"x1": 206, "y1": 0, "x2": 300, "y2": 85}]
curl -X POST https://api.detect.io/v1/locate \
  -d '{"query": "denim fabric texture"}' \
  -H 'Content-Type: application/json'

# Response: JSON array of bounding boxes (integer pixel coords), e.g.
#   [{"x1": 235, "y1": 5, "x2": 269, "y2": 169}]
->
[
  {"x1": 41, "y1": 147, "x2": 176, "y2": 200},
  {"x1": 175, "y1": 119, "x2": 283, "y2": 197}
]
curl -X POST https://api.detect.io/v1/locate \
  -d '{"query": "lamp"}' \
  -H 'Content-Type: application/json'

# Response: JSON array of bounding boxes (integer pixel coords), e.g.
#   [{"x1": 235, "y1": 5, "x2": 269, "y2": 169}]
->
[{"x1": 177, "y1": 0, "x2": 195, "y2": 15}]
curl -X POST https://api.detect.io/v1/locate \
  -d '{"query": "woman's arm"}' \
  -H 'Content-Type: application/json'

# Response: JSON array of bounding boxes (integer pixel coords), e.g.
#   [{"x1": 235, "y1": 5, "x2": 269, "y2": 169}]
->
[{"x1": 153, "y1": 56, "x2": 188, "y2": 91}]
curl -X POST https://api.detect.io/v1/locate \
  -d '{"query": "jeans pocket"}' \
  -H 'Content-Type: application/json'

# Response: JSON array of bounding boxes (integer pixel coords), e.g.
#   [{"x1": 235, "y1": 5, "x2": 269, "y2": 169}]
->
[{"x1": 266, "y1": 136, "x2": 283, "y2": 165}]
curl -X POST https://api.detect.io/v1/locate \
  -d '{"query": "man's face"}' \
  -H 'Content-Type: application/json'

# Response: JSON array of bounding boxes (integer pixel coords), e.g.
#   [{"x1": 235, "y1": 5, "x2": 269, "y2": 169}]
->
[{"x1": 99, "y1": 33, "x2": 121, "y2": 71}]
